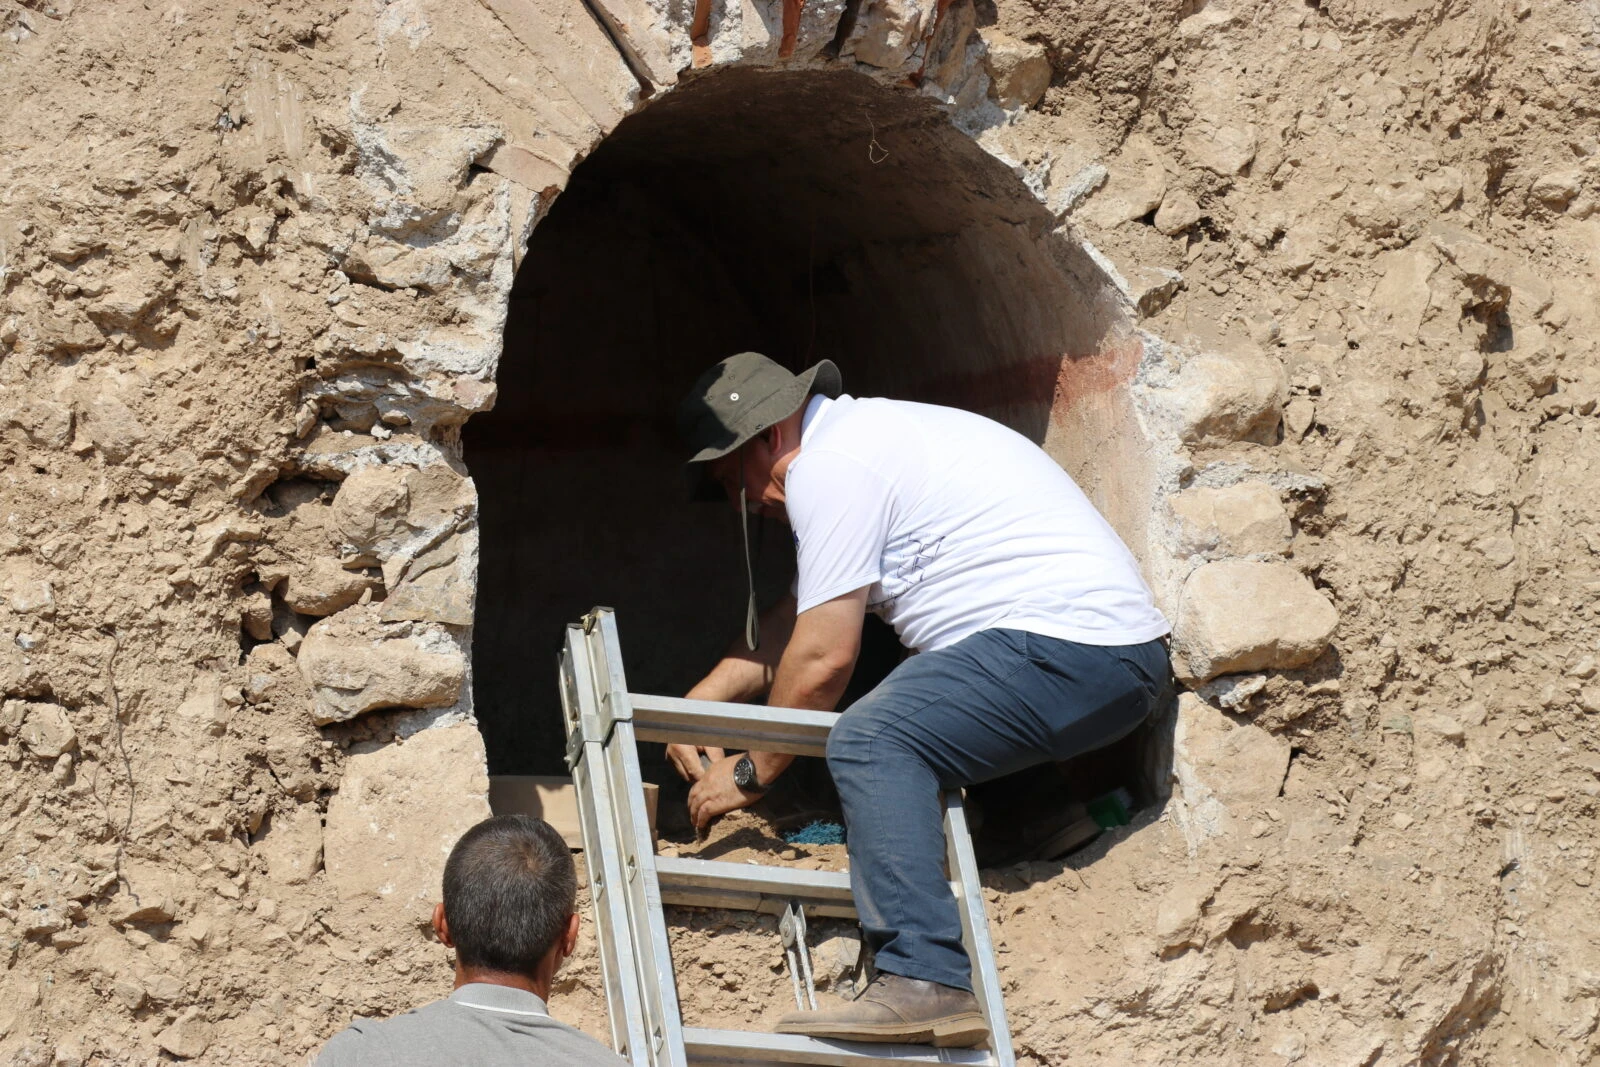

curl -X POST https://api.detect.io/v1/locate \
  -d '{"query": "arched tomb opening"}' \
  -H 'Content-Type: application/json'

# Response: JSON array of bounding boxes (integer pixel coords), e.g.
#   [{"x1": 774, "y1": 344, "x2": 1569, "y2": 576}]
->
[{"x1": 464, "y1": 67, "x2": 1156, "y2": 843}]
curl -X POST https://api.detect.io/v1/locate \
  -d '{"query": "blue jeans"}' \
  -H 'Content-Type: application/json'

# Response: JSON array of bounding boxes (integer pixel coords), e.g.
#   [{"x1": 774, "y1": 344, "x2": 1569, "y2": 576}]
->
[{"x1": 826, "y1": 628, "x2": 1170, "y2": 991}]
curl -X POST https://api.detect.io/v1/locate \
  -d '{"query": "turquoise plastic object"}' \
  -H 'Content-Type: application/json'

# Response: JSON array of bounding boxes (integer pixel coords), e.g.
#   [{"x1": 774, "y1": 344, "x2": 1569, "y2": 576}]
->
[{"x1": 783, "y1": 820, "x2": 846, "y2": 846}]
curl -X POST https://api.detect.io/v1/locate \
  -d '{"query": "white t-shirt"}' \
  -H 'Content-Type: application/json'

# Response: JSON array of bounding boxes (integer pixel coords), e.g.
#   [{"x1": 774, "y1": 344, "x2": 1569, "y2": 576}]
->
[{"x1": 785, "y1": 394, "x2": 1169, "y2": 652}]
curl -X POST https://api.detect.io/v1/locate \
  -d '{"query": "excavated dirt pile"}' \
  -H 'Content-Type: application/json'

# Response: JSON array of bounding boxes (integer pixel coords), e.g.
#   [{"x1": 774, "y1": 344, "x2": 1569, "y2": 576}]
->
[{"x1": 2, "y1": 0, "x2": 1599, "y2": 1064}]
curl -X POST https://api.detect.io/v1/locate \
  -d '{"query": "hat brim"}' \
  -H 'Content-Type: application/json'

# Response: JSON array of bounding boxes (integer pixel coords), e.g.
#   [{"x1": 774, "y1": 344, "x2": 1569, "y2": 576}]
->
[{"x1": 684, "y1": 359, "x2": 842, "y2": 467}]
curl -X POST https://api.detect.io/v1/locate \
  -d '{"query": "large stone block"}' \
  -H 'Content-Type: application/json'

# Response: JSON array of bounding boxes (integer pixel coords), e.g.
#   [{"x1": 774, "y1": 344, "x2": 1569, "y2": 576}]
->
[
  {"x1": 323, "y1": 722, "x2": 492, "y2": 911},
  {"x1": 297, "y1": 606, "x2": 466, "y2": 724},
  {"x1": 1175, "y1": 561, "x2": 1337, "y2": 682},
  {"x1": 840, "y1": 0, "x2": 939, "y2": 75},
  {"x1": 1170, "y1": 482, "x2": 1292, "y2": 558},
  {"x1": 281, "y1": 557, "x2": 378, "y2": 617},
  {"x1": 1168, "y1": 693, "x2": 1291, "y2": 851},
  {"x1": 331, "y1": 466, "x2": 413, "y2": 555},
  {"x1": 1176, "y1": 693, "x2": 1291, "y2": 806},
  {"x1": 979, "y1": 30, "x2": 1050, "y2": 110},
  {"x1": 1169, "y1": 350, "x2": 1286, "y2": 445}
]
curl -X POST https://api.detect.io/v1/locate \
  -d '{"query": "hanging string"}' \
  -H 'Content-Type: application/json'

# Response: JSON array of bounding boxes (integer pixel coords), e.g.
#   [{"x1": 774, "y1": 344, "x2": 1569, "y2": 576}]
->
[
  {"x1": 740, "y1": 464, "x2": 760, "y2": 651},
  {"x1": 865, "y1": 111, "x2": 889, "y2": 164}
]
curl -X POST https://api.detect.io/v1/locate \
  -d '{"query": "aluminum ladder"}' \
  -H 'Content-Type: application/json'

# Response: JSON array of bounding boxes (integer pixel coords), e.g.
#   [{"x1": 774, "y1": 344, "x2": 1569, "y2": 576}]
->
[{"x1": 559, "y1": 607, "x2": 1016, "y2": 1067}]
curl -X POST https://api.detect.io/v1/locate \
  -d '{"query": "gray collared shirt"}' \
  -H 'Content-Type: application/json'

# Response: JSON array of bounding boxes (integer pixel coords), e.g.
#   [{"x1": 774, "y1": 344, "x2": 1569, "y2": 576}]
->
[{"x1": 315, "y1": 983, "x2": 629, "y2": 1067}]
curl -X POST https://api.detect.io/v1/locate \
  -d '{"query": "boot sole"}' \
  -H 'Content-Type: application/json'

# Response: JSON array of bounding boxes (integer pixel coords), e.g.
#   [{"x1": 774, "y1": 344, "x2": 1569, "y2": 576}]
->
[{"x1": 776, "y1": 1012, "x2": 989, "y2": 1049}]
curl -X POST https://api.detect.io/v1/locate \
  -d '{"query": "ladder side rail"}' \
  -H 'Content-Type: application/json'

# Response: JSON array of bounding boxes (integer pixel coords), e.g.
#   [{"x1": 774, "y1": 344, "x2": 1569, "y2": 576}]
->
[
  {"x1": 562, "y1": 632, "x2": 653, "y2": 1063},
  {"x1": 590, "y1": 608, "x2": 635, "y2": 733},
  {"x1": 942, "y1": 793, "x2": 1015, "y2": 1067},
  {"x1": 588, "y1": 612, "x2": 690, "y2": 1067},
  {"x1": 681, "y1": 1027, "x2": 1002, "y2": 1066}
]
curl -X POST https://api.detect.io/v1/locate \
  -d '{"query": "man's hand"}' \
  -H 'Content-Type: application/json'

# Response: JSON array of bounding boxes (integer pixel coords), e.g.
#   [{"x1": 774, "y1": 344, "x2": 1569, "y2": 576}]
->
[
  {"x1": 677, "y1": 589, "x2": 866, "y2": 829},
  {"x1": 666, "y1": 744, "x2": 726, "y2": 782},
  {"x1": 687, "y1": 753, "x2": 760, "y2": 830}
]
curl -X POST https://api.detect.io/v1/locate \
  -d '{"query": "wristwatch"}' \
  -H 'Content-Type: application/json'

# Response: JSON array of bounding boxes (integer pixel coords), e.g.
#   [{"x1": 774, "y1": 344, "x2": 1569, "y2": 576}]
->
[{"x1": 732, "y1": 754, "x2": 768, "y2": 794}]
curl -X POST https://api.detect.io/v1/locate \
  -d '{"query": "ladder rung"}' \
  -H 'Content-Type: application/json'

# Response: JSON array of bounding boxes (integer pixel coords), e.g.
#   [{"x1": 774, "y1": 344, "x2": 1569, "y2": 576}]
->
[
  {"x1": 683, "y1": 1027, "x2": 1002, "y2": 1065},
  {"x1": 656, "y1": 856, "x2": 856, "y2": 917},
  {"x1": 630, "y1": 693, "x2": 836, "y2": 757}
]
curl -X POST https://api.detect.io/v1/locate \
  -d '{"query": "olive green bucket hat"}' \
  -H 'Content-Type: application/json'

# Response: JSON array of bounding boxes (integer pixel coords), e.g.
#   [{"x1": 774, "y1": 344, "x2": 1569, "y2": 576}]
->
[
  {"x1": 676, "y1": 352, "x2": 842, "y2": 650},
  {"x1": 677, "y1": 352, "x2": 842, "y2": 465}
]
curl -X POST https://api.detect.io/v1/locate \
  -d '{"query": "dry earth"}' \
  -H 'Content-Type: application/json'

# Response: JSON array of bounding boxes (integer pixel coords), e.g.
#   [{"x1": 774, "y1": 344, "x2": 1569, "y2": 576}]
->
[{"x1": 2, "y1": 0, "x2": 1599, "y2": 1065}]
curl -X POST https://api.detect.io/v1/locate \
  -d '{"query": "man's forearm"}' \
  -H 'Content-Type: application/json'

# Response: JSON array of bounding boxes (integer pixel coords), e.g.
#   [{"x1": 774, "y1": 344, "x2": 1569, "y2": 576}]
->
[
  {"x1": 685, "y1": 655, "x2": 771, "y2": 704},
  {"x1": 748, "y1": 653, "x2": 854, "y2": 784},
  {"x1": 685, "y1": 594, "x2": 799, "y2": 704}
]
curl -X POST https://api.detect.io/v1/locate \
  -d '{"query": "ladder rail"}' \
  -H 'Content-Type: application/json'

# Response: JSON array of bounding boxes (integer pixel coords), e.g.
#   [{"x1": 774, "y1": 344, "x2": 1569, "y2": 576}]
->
[
  {"x1": 586, "y1": 614, "x2": 690, "y2": 1067},
  {"x1": 683, "y1": 1027, "x2": 1002, "y2": 1065},
  {"x1": 562, "y1": 632, "x2": 653, "y2": 1062},
  {"x1": 943, "y1": 795, "x2": 1015, "y2": 1066}
]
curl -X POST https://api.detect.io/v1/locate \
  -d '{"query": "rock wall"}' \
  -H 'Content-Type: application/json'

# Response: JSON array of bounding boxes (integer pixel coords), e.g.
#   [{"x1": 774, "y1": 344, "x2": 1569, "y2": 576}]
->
[{"x1": 0, "y1": 0, "x2": 1596, "y2": 1064}]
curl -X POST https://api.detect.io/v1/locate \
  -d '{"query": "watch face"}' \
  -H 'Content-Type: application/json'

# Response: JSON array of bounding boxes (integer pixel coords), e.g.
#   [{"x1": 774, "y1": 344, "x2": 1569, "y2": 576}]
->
[{"x1": 734, "y1": 756, "x2": 754, "y2": 790}]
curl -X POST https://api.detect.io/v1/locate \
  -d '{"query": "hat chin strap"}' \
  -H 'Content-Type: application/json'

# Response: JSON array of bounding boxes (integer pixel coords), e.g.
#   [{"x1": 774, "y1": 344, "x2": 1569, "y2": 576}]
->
[{"x1": 740, "y1": 466, "x2": 760, "y2": 652}]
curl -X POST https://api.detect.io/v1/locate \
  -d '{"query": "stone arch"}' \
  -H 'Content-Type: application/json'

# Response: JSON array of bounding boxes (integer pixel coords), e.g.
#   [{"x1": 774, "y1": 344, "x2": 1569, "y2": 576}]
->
[
  {"x1": 462, "y1": 60, "x2": 1156, "y2": 786},
  {"x1": 295, "y1": 0, "x2": 1214, "y2": 866}
]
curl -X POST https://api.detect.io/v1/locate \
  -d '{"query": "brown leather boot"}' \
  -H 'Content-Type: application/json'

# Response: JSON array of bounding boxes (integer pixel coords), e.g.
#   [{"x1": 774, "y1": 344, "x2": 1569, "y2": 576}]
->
[{"x1": 773, "y1": 973, "x2": 989, "y2": 1048}]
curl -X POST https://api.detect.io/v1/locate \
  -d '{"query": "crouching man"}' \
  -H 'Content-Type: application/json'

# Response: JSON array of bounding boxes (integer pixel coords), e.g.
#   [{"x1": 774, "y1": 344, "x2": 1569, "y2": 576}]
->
[
  {"x1": 669, "y1": 353, "x2": 1171, "y2": 1047},
  {"x1": 316, "y1": 814, "x2": 627, "y2": 1067}
]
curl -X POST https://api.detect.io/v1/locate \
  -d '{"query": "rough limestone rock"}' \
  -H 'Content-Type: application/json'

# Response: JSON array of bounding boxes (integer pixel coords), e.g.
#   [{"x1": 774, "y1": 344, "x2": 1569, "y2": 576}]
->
[
  {"x1": 1082, "y1": 135, "x2": 1168, "y2": 228},
  {"x1": 1171, "y1": 482, "x2": 1292, "y2": 558},
  {"x1": 1531, "y1": 170, "x2": 1583, "y2": 209},
  {"x1": 1168, "y1": 693, "x2": 1291, "y2": 851},
  {"x1": 77, "y1": 372, "x2": 147, "y2": 463},
  {"x1": 1369, "y1": 246, "x2": 1439, "y2": 339},
  {"x1": 297, "y1": 607, "x2": 466, "y2": 724},
  {"x1": 979, "y1": 30, "x2": 1051, "y2": 109},
  {"x1": 1126, "y1": 266, "x2": 1184, "y2": 318},
  {"x1": 1179, "y1": 694, "x2": 1292, "y2": 805},
  {"x1": 1181, "y1": 122, "x2": 1258, "y2": 176},
  {"x1": 1169, "y1": 350, "x2": 1287, "y2": 445},
  {"x1": 242, "y1": 642, "x2": 314, "y2": 709},
  {"x1": 281, "y1": 557, "x2": 377, "y2": 617},
  {"x1": 107, "y1": 863, "x2": 182, "y2": 926},
  {"x1": 255, "y1": 805, "x2": 324, "y2": 886},
  {"x1": 156, "y1": 1008, "x2": 212, "y2": 1060},
  {"x1": 379, "y1": 534, "x2": 477, "y2": 627},
  {"x1": 18, "y1": 702, "x2": 75, "y2": 759},
  {"x1": 840, "y1": 0, "x2": 941, "y2": 75},
  {"x1": 1175, "y1": 561, "x2": 1338, "y2": 682},
  {"x1": 331, "y1": 466, "x2": 412, "y2": 554},
  {"x1": 2, "y1": 397, "x2": 74, "y2": 449},
  {"x1": 2, "y1": 563, "x2": 55, "y2": 616},
  {"x1": 327, "y1": 464, "x2": 478, "y2": 625},
  {"x1": 323, "y1": 722, "x2": 492, "y2": 911},
  {"x1": 1154, "y1": 189, "x2": 1202, "y2": 235}
]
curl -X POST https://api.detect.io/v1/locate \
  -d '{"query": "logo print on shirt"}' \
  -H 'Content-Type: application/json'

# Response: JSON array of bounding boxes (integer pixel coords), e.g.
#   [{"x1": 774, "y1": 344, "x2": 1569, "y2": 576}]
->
[{"x1": 874, "y1": 534, "x2": 944, "y2": 610}]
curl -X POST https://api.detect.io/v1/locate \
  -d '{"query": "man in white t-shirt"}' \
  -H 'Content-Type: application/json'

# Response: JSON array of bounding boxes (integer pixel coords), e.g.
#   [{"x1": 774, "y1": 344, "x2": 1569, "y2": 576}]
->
[{"x1": 669, "y1": 353, "x2": 1170, "y2": 1047}]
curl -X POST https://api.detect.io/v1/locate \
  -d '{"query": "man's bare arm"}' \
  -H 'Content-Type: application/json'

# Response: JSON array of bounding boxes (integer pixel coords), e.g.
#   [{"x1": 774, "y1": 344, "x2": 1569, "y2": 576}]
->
[
  {"x1": 687, "y1": 588, "x2": 867, "y2": 828},
  {"x1": 685, "y1": 592, "x2": 798, "y2": 703},
  {"x1": 666, "y1": 594, "x2": 798, "y2": 781}
]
